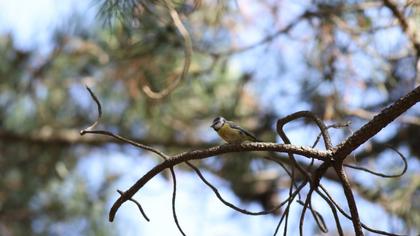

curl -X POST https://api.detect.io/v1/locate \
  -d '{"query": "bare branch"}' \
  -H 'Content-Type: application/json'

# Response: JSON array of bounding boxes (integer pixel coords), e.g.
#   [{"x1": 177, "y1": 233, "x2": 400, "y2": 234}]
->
[
  {"x1": 80, "y1": 85, "x2": 102, "y2": 132},
  {"x1": 277, "y1": 111, "x2": 334, "y2": 150},
  {"x1": 296, "y1": 200, "x2": 328, "y2": 233},
  {"x1": 319, "y1": 185, "x2": 406, "y2": 236},
  {"x1": 79, "y1": 84, "x2": 419, "y2": 235},
  {"x1": 334, "y1": 165, "x2": 363, "y2": 235},
  {"x1": 333, "y1": 85, "x2": 420, "y2": 162},
  {"x1": 186, "y1": 161, "x2": 299, "y2": 215},
  {"x1": 312, "y1": 122, "x2": 351, "y2": 148},
  {"x1": 169, "y1": 167, "x2": 186, "y2": 236},
  {"x1": 80, "y1": 86, "x2": 169, "y2": 160},
  {"x1": 344, "y1": 145, "x2": 408, "y2": 178},
  {"x1": 344, "y1": 108, "x2": 420, "y2": 126},
  {"x1": 109, "y1": 143, "x2": 331, "y2": 221},
  {"x1": 276, "y1": 111, "x2": 334, "y2": 236},
  {"x1": 313, "y1": 188, "x2": 344, "y2": 236},
  {"x1": 117, "y1": 190, "x2": 150, "y2": 222}
]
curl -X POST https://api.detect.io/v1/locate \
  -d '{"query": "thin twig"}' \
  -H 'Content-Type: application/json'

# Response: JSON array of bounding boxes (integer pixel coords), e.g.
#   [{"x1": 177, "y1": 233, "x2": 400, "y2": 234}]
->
[
  {"x1": 272, "y1": 181, "x2": 306, "y2": 236},
  {"x1": 319, "y1": 185, "x2": 406, "y2": 236},
  {"x1": 117, "y1": 190, "x2": 150, "y2": 222},
  {"x1": 312, "y1": 122, "x2": 351, "y2": 148},
  {"x1": 344, "y1": 145, "x2": 407, "y2": 178},
  {"x1": 296, "y1": 200, "x2": 328, "y2": 233},
  {"x1": 262, "y1": 155, "x2": 302, "y2": 201},
  {"x1": 298, "y1": 162, "x2": 331, "y2": 236},
  {"x1": 276, "y1": 111, "x2": 334, "y2": 235},
  {"x1": 80, "y1": 86, "x2": 169, "y2": 160},
  {"x1": 334, "y1": 165, "x2": 363, "y2": 235},
  {"x1": 80, "y1": 86, "x2": 102, "y2": 132},
  {"x1": 170, "y1": 167, "x2": 186, "y2": 236},
  {"x1": 313, "y1": 188, "x2": 344, "y2": 235},
  {"x1": 82, "y1": 130, "x2": 169, "y2": 160},
  {"x1": 187, "y1": 160, "x2": 306, "y2": 215}
]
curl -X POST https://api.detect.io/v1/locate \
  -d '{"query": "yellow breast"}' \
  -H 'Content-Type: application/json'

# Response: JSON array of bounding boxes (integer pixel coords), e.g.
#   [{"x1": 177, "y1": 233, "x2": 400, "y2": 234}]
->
[{"x1": 217, "y1": 123, "x2": 244, "y2": 143}]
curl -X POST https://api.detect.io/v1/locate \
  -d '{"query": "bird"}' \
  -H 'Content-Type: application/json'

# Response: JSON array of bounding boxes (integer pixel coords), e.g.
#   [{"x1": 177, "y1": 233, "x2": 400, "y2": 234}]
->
[{"x1": 211, "y1": 116, "x2": 258, "y2": 143}]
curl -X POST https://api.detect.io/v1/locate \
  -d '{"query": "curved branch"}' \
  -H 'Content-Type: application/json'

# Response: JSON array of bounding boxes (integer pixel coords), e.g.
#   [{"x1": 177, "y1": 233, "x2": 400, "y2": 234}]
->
[
  {"x1": 109, "y1": 143, "x2": 331, "y2": 221},
  {"x1": 277, "y1": 111, "x2": 333, "y2": 151},
  {"x1": 276, "y1": 111, "x2": 333, "y2": 235},
  {"x1": 296, "y1": 200, "x2": 328, "y2": 233},
  {"x1": 81, "y1": 85, "x2": 102, "y2": 131},
  {"x1": 319, "y1": 185, "x2": 406, "y2": 236},
  {"x1": 170, "y1": 167, "x2": 186, "y2": 236},
  {"x1": 141, "y1": 0, "x2": 192, "y2": 99},
  {"x1": 188, "y1": 160, "x2": 306, "y2": 215},
  {"x1": 344, "y1": 145, "x2": 407, "y2": 178},
  {"x1": 313, "y1": 188, "x2": 344, "y2": 235},
  {"x1": 117, "y1": 190, "x2": 150, "y2": 222},
  {"x1": 80, "y1": 86, "x2": 169, "y2": 160},
  {"x1": 298, "y1": 161, "x2": 331, "y2": 236}
]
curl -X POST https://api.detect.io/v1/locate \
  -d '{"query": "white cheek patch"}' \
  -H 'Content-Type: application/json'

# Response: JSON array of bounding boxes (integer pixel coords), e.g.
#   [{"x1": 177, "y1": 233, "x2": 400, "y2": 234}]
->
[{"x1": 214, "y1": 122, "x2": 223, "y2": 129}]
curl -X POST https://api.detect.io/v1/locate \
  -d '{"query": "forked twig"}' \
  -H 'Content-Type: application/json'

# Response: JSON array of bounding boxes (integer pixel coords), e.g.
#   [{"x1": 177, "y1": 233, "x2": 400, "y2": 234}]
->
[
  {"x1": 187, "y1": 161, "x2": 305, "y2": 215},
  {"x1": 80, "y1": 86, "x2": 169, "y2": 160},
  {"x1": 296, "y1": 200, "x2": 328, "y2": 233},
  {"x1": 117, "y1": 190, "x2": 150, "y2": 222},
  {"x1": 276, "y1": 111, "x2": 334, "y2": 235},
  {"x1": 319, "y1": 184, "x2": 406, "y2": 236}
]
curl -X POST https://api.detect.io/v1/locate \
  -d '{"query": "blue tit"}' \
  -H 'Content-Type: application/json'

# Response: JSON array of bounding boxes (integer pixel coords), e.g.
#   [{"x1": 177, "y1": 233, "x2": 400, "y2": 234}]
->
[{"x1": 211, "y1": 116, "x2": 258, "y2": 143}]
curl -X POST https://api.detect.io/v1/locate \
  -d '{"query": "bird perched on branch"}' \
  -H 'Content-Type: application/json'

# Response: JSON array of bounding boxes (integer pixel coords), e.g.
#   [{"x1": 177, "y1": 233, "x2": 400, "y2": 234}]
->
[{"x1": 211, "y1": 117, "x2": 258, "y2": 143}]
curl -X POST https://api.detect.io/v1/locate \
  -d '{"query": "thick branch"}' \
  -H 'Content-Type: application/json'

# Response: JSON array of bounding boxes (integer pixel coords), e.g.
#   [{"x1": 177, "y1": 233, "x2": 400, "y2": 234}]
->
[{"x1": 333, "y1": 85, "x2": 420, "y2": 161}]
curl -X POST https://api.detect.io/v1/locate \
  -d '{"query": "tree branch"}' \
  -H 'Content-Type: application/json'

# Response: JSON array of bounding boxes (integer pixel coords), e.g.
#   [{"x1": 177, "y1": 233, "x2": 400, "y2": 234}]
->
[
  {"x1": 109, "y1": 142, "x2": 331, "y2": 221},
  {"x1": 333, "y1": 85, "x2": 420, "y2": 161},
  {"x1": 78, "y1": 85, "x2": 418, "y2": 235}
]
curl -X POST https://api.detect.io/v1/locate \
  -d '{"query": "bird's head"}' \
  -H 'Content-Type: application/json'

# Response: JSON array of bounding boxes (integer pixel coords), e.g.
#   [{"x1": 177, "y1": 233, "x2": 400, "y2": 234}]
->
[{"x1": 211, "y1": 116, "x2": 226, "y2": 131}]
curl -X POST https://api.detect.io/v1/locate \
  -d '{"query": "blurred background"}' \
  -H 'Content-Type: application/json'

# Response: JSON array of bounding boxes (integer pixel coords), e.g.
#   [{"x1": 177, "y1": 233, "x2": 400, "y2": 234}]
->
[{"x1": 0, "y1": 0, "x2": 419, "y2": 235}]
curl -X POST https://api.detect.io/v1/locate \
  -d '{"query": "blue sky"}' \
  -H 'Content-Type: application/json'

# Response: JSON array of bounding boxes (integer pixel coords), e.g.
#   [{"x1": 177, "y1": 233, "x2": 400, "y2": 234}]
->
[
  {"x1": 0, "y1": 0, "x2": 95, "y2": 50},
  {"x1": 0, "y1": 0, "x2": 414, "y2": 235}
]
